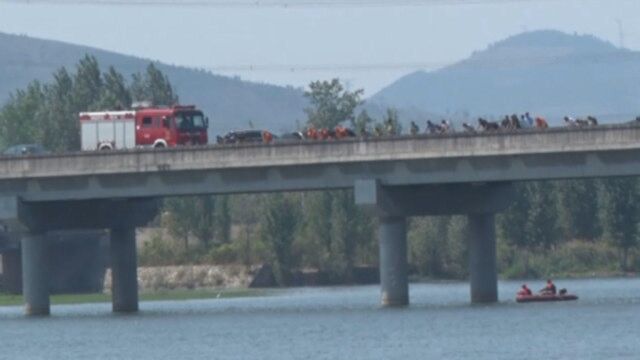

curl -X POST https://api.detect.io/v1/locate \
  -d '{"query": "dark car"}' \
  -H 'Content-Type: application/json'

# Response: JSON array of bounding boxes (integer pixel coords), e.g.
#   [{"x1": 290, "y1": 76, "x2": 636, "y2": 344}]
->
[
  {"x1": 216, "y1": 130, "x2": 275, "y2": 145},
  {"x1": 3, "y1": 144, "x2": 49, "y2": 156},
  {"x1": 278, "y1": 131, "x2": 305, "y2": 142}
]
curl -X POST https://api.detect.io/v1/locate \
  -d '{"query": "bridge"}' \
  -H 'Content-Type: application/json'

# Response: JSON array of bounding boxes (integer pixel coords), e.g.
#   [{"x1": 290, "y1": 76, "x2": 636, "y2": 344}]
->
[{"x1": 2, "y1": 124, "x2": 640, "y2": 315}]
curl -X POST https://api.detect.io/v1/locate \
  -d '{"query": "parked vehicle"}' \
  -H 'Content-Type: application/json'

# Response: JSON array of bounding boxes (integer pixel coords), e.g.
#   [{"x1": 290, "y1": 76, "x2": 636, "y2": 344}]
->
[
  {"x1": 79, "y1": 104, "x2": 208, "y2": 150},
  {"x1": 216, "y1": 130, "x2": 275, "y2": 145},
  {"x1": 2, "y1": 144, "x2": 49, "y2": 156},
  {"x1": 278, "y1": 131, "x2": 305, "y2": 141}
]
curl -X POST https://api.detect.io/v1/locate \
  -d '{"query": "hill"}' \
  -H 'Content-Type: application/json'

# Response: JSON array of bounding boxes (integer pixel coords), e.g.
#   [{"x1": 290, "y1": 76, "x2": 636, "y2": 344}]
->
[
  {"x1": 371, "y1": 30, "x2": 640, "y2": 123},
  {"x1": 0, "y1": 32, "x2": 307, "y2": 136}
]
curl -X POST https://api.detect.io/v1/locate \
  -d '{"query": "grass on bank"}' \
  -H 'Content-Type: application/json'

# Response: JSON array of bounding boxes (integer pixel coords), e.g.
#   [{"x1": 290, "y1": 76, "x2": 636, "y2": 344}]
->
[{"x1": 0, "y1": 288, "x2": 267, "y2": 307}]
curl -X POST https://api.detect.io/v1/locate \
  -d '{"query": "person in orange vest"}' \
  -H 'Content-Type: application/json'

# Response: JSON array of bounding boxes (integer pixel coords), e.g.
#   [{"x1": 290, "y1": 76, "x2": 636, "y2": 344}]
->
[
  {"x1": 306, "y1": 127, "x2": 318, "y2": 140},
  {"x1": 540, "y1": 279, "x2": 557, "y2": 295},
  {"x1": 262, "y1": 130, "x2": 274, "y2": 144},
  {"x1": 517, "y1": 284, "x2": 532, "y2": 296},
  {"x1": 334, "y1": 125, "x2": 343, "y2": 139},
  {"x1": 319, "y1": 128, "x2": 330, "y2": 140},
  {"x1": 535, "y1": 117, "x2": 549, "y2": 129}
]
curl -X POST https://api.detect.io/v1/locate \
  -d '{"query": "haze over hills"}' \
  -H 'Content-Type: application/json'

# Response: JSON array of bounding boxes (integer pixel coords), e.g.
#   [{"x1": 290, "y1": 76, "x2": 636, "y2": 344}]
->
[
  {"x1": 0, "y1": 32, "x2": 307, "y2": 136},
  {"x1": 371, "y1": 30, "x2": 640, "y2": 124},
  {"x1": 3, "y1": 30, "x2": 640, "y2": 136}
]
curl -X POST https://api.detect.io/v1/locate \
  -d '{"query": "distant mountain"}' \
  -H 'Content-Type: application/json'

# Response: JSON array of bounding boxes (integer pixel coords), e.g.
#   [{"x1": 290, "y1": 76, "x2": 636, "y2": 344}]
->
[
  {"x1": 0, "y1": 32, "x2": 307, "y2": 136},
  {"x1": 371, "y1": 30, "x2": 640, "y2": 124}
]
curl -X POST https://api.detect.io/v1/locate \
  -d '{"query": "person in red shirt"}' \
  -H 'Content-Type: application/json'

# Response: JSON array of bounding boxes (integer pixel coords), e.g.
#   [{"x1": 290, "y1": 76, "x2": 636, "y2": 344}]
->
[
  {"x1": 306, "y1": 127, "x2": 318, "y2": 140},
  {"x1": 517, "y1": 284, "x2": 532, "y2": 296}
]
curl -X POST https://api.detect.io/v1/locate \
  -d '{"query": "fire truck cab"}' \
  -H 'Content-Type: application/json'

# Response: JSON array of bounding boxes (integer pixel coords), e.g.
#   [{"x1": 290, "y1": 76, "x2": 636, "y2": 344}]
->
[{"x1": 80, "y1": 105, "x2": 208, "y2": 151}]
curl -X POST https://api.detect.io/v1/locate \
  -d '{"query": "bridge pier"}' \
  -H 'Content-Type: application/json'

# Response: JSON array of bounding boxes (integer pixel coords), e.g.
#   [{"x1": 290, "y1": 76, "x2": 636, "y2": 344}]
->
[
  {"x1": 110, "y1": 226, "x2": 138, "y2": 313},
  {"x1": 356, "y1": 181, "x2": 512, "y2": 307},
  {"x1": 379, "y1": 216, "x2": 408, "y2": 307},
  {"x1": 2, "y1": 249, "x2": 22, "y2": 294},
  {"x1": 21, "y1": 232, "x2": 50, "y2": 316},
  {"x1": 468, "y1": 213, "x2": 498, "y2": 303}
]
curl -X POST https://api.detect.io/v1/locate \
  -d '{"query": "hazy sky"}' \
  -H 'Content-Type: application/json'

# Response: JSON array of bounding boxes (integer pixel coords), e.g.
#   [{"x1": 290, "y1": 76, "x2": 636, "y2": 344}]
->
[{"x1": 1, "y1": 0, "x2": 639, "y2": 96}]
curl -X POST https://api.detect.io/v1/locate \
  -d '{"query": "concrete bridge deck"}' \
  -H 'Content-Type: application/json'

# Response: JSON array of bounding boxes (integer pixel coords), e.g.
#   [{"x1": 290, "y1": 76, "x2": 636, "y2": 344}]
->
[{"x1": 1, "y1": 124, "x2": 640, "y2": 202}]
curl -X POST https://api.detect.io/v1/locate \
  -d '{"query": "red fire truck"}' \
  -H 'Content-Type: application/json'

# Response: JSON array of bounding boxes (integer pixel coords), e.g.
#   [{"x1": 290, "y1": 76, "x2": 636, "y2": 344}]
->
[{"x1": 79, "y1": 104, "x2": 208, "y2": 150}]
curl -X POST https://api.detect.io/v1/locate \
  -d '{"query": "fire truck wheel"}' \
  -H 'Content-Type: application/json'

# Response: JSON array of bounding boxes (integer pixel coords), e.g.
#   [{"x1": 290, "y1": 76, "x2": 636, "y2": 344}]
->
[{"x1": 154, "y1": 143, "x2": 166, "y2": 149}]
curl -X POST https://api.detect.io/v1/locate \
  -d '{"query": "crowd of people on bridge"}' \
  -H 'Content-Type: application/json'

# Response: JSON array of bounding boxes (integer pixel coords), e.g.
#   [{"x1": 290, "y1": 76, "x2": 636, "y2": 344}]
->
[
  {"x1": 300, "y1": 112, "x2": 607, "y2": 141},
  {"x1": 224, "y1": 112, "x2": 640, "y2": 145}
]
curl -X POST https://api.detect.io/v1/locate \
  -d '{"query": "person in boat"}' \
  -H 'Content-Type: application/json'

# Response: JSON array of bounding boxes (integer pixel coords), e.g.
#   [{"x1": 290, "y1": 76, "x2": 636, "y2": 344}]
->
[
  {"x1": 517, "y1": 284, "x2": 532, "y2": 296},
  {"x1": 540, "y1": 279, "x2": 557, "y2": 295}
]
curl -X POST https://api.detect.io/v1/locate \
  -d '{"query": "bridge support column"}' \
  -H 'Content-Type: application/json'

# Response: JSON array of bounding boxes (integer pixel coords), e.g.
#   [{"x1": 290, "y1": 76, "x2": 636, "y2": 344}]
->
[
  {"x1": 468, "y1": 213, "x2": 498, "y2": 303},
  {"x1": 379, "y1": 216, "x2": 408, "y2": 307},
  {"x1": 2, "y1": 249, "x2": 22, "y2": 294},
  {"x1": 21, "y1": 232, "x2": 50, "y2": 316},
  {"x1": 110, "y1": 226, "x2": 138, "y2": 313}
]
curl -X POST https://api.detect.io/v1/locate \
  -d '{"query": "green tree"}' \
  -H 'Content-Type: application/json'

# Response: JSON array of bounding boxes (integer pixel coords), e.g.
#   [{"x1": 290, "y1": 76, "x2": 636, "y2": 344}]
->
[
  {"x1": 72, "y1": 55, "x2": 103, "y2": 111},
  {"x1": 409, "y1": 217, "x2": 450, "y2": 277},
  {"x1": 260, "y1": 194, "x2": 298, "y2": 285},
  {"x1": 162, "y1": 197, "x2": 197, "y2": 252},
  {"x1": 214, "y1": 195, "x2": 232, "y2": 244},
  {"x1": 381, "y1": 108, "x2": 402, "y2": 135},
  {"x1": 299, "y1": 192, "x2": 333, "y2": 269},
  {"x1": 497, "y1": 183, "x2": 534, "y2": 275},
  {"x1": 352, "y1": 109, "x2": 373, "y2": 136},
  {"x1": 0, "y1": 81, "x2": 45, "y2": 148},
  {"x1": 525, "y1": 182, "x2": 559, "y2": 250},
  {"x1": 555, "y1": 179, "x2": 599, "y2": 240},
  {"x1": 44, "y1": 67, "x2": 78, "y2": 151},
  {"x1": 304, "y1": 78, "x2": 363, "y2": 128},
  {"x1": 130, "y1": 63, "x2": 178, "y2": 106},
  {"x1": 99, "y1": 66, "x2": 132, "y2": 110},
  {"x1": 598, "y1": 178, "x2": 639, "y2": 271},
  {"x1": 327, "y1": 190, "x2": 373, "y2": 282}
]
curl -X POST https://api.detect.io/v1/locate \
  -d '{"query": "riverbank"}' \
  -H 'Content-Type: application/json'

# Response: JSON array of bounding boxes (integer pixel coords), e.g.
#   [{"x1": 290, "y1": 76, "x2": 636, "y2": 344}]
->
[
  {"x1": 0, "y1": 287, "x2": 266, "y2": 307},
  {"x1": 103, "y1": 264, "x2": 256, "y2": 291}
]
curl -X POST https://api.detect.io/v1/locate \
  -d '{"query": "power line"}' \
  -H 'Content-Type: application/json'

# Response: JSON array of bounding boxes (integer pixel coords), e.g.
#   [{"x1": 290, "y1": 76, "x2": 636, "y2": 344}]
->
[{"x1": 0, "y1": 0, "x2": 598, "y2": 8}]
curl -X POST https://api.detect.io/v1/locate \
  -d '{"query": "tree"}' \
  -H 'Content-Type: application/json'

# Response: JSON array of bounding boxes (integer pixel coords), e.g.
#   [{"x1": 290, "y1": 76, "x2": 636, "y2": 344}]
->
[
  {"x1": 381, "y1": 108, "x2": 402, "y2": 135},
  {"x1": 352, "y1": 109, "x2": 373, "y2": 136},
  {"x1": 524, "y1": 182, "x2": 559, "y2": 250},
  {"x1": 44, "y1": 67, "x2": 78, "y2": 151},
  {"x1": 260, "y1": 194, "x2": 298, "y2": 285},
  {"x1": 409, "y1": 217, "x2": 450, "y2": 277},
  {"x1": 214, "y1": 195, "x2": 231, "y2": 244},
  {"x1": 598, "y1": 178, "x2": 639, "y2": 271},
  {"x1": 72, "y1": 55, "x2": 103, "y2": 111},
  {"x1": 497, "y1": 183, "x2": 534, "y2": 275},
  {"x1": 304, "y1": 78, "x2": 363, "y2": 128},
  {"x1": 0, "y1": 81, "x2": 45, "y2": 148},
  {"x1": 99, "y1": 66, "x2": 132, "y2": 110},
  {"x1": 327, "y1": 190, "x2": 373, "y2": 282},
  {"x1": 162, "y1": 197, "x2": 198, "y2": 252},
  {"x1": 299, "y1": 192, "x2": 333, "y2": 269},
  {"x1": 130, "y1": 63, "x2": 178, "y2": 106},
  {"x1": 555, "y1": 179, "x2": 599, "y2": 240}
]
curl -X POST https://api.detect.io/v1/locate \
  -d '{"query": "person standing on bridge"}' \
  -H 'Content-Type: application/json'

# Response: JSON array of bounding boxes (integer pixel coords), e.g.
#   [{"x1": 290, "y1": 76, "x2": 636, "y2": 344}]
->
[
  {"x1": 410, "y1": 121, "x2": 419, "y2": 135},
  {"x1": 525, "y1": 112, "x2": 534, "y2": 127}
]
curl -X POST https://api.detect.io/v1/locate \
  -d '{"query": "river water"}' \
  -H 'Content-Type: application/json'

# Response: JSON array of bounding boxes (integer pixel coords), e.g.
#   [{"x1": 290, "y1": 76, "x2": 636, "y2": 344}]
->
[{"x1": 0, "y1": 278, "x2": 638, "y2": 360}]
